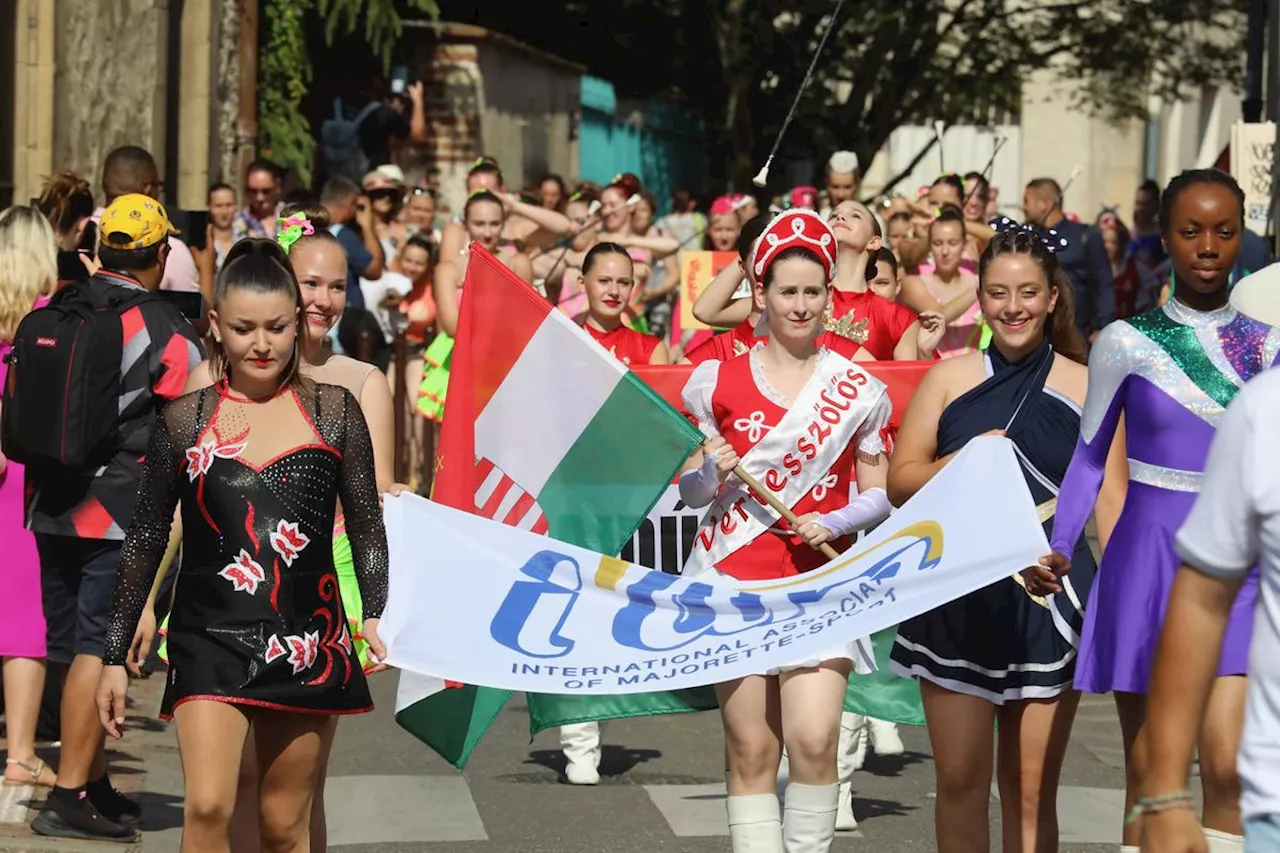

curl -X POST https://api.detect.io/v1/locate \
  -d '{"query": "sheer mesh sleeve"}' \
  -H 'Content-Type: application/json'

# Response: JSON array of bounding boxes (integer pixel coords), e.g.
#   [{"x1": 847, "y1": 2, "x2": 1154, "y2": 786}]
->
[
  {"x1": 103, "y1": 399, "x2": 188, "y2": 666},
  {"x1": 326, "y1": 385, "x2": 389, "y2": 620}
]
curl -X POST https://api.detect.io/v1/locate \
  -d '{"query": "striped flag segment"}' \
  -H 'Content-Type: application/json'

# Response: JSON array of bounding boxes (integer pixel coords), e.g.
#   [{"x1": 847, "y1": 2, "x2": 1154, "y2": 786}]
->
[{"x1": 393, "y1": 247, "x2": 704, "y2": 768}]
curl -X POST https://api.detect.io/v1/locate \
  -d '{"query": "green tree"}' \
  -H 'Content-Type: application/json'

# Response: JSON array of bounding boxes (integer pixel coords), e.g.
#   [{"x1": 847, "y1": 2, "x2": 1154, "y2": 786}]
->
[
  {"x1": 259, "y1": 0, "x2": 438, "y2": 186},
  {"x1": 437, "y1": 0, "x2": 1246, "y2": 190}
]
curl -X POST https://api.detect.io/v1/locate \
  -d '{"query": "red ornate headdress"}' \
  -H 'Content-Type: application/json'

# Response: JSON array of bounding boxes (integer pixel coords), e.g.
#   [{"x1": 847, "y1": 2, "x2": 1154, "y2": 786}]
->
[{"x1": 751, "y1": 209, "x2": 837, "y2": 283}]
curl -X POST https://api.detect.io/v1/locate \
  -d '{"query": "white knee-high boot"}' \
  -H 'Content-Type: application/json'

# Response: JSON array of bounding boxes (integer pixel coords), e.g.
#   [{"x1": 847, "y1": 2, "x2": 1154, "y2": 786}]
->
[
  {"x1": 727, "y1": 793, "x2": 784, "y2": 853},
  {"x1": 834, "y1": 712, "x2": 865, "y2": 830},
  {"x1": 1202, "y1": 828, "x2": 1244, "y2": 852},
  {"x1": 559, "y1": 722, "x2": 601, "y2": 785},
  {"x1": 782, "y1": 782, "x2": 839, "y2": 853}
]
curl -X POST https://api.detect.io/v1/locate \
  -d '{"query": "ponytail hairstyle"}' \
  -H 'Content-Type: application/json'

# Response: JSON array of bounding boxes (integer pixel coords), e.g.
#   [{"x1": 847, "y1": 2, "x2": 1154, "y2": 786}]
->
[
  {"x1": 978, "y1": 228, "x2": 1086, "y2": 364},
  {"x1": 208, "y1": 237, "x2": 311, "y2": 394},
  {"x1": 35, "y1": 172, "x2": 95, "y2": 244}
]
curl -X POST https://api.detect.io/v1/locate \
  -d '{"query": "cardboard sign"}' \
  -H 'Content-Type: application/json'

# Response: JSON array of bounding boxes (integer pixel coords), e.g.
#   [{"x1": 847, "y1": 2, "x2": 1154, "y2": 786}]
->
[{"x1": 678, "y1": 251, "x2": 740, "y2": 331}]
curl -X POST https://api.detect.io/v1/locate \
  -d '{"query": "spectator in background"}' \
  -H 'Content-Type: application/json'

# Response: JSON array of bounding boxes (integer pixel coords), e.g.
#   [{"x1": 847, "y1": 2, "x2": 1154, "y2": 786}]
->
[
  {"x1": 1022, "y1": 177, "x2": 1115, "y2": 340},
  {"x1": 207, "y1": 182, "x2": 237, "y2": 271},
  {"x1": 0, "y1": 206, "x2": 59, "y2": 791},
  {"x1": 1096, "y1": 209, "x2": 1160, "y2": 321},
  {"x1": 1129, "y1": 179, "x2": 1166, "y2": 273},
  {"x1": 95, "y1": 146, "x2": 202, "y2": 295},
  {"x1": 362, "y1": 165, "x2": 407, "y2": 256},
  {"x1": 819, "y1": 150, "x2": 860, "y2": 218},
  {"x1": 28, "y1": 195, "x2": 203, "y2": 842},
  {"x1": 539, "y1": 174, "x2": 567, "y2": 212},
  {"x1": 234, "y1": 159, "x2": 282, "y2": 240},
  {"x1": 33, "y1": 172, "x2": 95, "y2": 284},
  {"x1": 320, "y1": 177, "x2": 382, "y2": 312},
  {"x1": 403, "y1": 186, "x2": 440, "y2": 248},
  {"x1": 322, "y1": 80, "x2": 426, "y2": 183}
]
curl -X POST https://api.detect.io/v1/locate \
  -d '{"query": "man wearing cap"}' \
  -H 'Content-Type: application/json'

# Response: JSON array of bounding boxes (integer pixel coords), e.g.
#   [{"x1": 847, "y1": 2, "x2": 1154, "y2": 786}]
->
[
  {"x1": 819, "y1": 150, "x2": 860, "y2": 218},
  {"x1": 28, "y1": 194, "x2": 203, "y2": 843},
  {"x1": 95, "y1": 145, "x2": 203, "y2": 295}
]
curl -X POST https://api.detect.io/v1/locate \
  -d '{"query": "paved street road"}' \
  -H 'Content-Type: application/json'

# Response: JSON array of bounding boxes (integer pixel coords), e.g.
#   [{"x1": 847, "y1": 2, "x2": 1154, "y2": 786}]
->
[{"x1": 0, "y1": 668, "x2": 1158, "y2": 852}]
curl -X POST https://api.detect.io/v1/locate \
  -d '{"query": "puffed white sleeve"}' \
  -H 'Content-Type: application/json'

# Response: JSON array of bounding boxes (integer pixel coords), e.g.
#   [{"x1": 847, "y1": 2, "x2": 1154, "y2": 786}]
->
[
  {"x1": 854, "y1": 388, "x2": 892, "y2": 459},
  {"x1": 681, "y1": 359, "x2": 721, "y2": 438}
]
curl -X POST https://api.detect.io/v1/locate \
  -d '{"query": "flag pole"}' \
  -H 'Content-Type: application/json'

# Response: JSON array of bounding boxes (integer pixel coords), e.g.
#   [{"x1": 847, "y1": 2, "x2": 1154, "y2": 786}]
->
[{"x1": 732, "y1": 465, "x2": 841, "y2": 561}]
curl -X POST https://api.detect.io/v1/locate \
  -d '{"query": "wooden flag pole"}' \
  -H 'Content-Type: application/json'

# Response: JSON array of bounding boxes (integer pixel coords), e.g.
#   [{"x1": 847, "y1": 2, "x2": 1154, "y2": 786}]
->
[{"x1": 732, "y1": 465, "x2": 841, "y2": 561}]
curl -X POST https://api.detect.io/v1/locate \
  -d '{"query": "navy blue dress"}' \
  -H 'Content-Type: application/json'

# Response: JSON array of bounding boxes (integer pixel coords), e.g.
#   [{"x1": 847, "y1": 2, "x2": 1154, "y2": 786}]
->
[{"x1": 890, "y1": 341, "x2": 1097, "y2": 703}]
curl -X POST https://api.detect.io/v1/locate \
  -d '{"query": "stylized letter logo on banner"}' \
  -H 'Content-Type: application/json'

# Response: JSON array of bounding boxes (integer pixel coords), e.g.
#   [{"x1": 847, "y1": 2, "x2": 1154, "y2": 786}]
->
[{"x1": 489, "y1": 551, "x2": 583, "y2": 658}]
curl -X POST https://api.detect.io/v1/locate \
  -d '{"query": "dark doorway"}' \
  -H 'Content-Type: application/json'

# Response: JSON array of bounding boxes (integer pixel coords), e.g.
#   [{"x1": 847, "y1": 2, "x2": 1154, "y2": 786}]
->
[{"x1": 0, "y1": 0, "x2": 17, "y2": 209}]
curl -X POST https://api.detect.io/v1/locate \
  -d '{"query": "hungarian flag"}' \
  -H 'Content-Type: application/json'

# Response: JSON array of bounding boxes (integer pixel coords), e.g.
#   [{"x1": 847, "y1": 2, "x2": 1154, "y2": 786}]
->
[{"x1": 394, "y1": 247, "x2": 705, "y2": 768}]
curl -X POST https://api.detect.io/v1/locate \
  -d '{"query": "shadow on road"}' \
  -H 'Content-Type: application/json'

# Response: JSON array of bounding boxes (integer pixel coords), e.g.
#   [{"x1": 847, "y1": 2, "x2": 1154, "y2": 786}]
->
[
  {"x1": 139, "y1": 791, "x2": 186, "y2": 831},
  {"x1": 862, "y1": 750, "x2": 929, "y2": 778},
  {"x1": 850, "y1": 795, "x2": 919, "y2": 820},
  {"x1": 524, "y1": 744, "x2": 663, "y2": 779}
]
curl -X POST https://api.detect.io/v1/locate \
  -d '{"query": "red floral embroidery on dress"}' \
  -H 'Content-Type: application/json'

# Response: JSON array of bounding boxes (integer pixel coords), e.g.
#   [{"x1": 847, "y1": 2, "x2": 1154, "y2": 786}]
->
[
  {"x1": 184, "y1": 438, "x2": 248, "y2": 481},
  {"x1": 218, "y1": 550, "x2": 266, "y2": 595},
  {"x1": 336, "y1": 625, "x2": 353, "y2": 657},
  {"x1": 284, "y1": 631, "x2": 320, "y2": 675},
  {"x1": 269, "y1": 520, "x2": 310, "y2": 567},
  {"x1": 264, "y1": 633, "x2": 286, "y2": 663}
]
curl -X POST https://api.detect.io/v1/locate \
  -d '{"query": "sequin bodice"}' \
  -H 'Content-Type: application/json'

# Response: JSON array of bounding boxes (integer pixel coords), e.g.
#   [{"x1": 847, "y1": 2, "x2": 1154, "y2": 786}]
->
[
  {"x1": 103, "y1": 382, "x2": 389, "y2": 667},
  {"x1": 1048, "y1": 298, "x2": 1280, "y2": 554}
]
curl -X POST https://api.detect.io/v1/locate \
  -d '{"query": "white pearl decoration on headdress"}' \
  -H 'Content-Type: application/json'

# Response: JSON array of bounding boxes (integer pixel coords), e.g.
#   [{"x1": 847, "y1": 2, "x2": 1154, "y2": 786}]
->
[{"x1": 751, "y1": 209, "x2": 838, "y2": 282}]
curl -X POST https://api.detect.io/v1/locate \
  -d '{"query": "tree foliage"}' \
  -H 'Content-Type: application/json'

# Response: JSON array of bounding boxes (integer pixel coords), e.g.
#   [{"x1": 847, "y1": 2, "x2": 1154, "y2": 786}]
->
[
  {"x1": 259, "y1": 0, "x2": 438, "y2": 186},
  {"x1": 437, "y1": 0, "x2": 1247, "y2": 189}
]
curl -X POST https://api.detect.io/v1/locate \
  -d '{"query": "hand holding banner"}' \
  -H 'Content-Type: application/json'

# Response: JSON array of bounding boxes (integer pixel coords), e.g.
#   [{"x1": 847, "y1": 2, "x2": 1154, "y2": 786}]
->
[{"x1": 380, "y1": 436, "x2": 1048, "y2": 695}]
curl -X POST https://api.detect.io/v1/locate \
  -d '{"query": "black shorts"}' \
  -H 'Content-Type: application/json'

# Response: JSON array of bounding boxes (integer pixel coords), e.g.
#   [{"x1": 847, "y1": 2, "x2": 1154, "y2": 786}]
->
[{"x1": 37, "y1": 534, "x2": 121, "y2": 664}]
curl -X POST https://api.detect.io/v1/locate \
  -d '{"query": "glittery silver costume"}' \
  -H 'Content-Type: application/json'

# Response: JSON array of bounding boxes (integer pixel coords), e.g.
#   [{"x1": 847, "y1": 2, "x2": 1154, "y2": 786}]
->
[{"x1": 1049, "y1": 299, "x2": 1280, "y2": 693}]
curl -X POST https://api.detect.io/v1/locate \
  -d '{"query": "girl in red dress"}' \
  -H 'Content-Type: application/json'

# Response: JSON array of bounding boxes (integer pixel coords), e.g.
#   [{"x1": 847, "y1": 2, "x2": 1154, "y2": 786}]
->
[
  {"x1": 679, "y1": 210, "x2": 894, "y2": 853},
  {"x1": 579, "y1": 242, "x2": 670, "y2": 366}
]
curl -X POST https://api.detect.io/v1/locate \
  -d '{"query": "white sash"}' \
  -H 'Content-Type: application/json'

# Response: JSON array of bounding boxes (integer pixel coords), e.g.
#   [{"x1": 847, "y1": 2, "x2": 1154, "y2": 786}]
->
[{"x1": 683, "y1": 352, "x2": 886, "y2": 577}]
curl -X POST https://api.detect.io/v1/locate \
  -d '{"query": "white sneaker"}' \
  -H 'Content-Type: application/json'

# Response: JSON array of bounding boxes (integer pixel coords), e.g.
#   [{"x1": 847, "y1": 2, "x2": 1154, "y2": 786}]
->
[
  {"x1": 868, "y1": 718, "x2": 904, "y2": 757},
  {"x1": 565, "y1": 760, "x2": 600, "y2": 785},
  {"x1": 834, "y1": 781, "x2": 858, "y2": 831}
]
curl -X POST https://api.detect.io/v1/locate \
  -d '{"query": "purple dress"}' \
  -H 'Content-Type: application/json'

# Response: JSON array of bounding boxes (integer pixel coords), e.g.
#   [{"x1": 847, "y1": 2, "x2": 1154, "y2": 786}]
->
[
  {"x1": 1050, "y1": 298, "x2": 1280, "y2": 693},
  {"x1": 0, "y1": 333, "x2": 47, "y2": 658}
]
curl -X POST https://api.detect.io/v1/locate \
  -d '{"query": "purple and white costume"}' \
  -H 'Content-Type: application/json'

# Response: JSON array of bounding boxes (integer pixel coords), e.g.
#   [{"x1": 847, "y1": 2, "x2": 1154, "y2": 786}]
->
[{"x1": 1049, "y1": 298, "x2": 1280, "y2": 694}]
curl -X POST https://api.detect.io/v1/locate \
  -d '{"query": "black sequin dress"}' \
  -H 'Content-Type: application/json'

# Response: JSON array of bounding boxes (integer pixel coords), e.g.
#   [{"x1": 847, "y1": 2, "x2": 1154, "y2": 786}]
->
[{"x1": 103, "y1": 381, "x2": 389, "y2": 719}]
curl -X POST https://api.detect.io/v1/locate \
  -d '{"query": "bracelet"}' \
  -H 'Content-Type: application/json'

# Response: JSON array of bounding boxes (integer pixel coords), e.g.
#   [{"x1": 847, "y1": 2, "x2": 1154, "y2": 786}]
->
[{"x1": 1124, "y1": 791, "x2": 1196, "y2": 826}]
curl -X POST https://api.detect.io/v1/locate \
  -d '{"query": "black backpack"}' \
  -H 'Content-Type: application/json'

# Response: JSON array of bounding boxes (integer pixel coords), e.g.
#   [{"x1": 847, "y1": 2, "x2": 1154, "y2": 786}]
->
[
  {"x1": 320, "y1": 97, "x2": 381, "y2": 183},
  {"x1": 2, "y1": 278, "x2": 157, "y2": 471}
]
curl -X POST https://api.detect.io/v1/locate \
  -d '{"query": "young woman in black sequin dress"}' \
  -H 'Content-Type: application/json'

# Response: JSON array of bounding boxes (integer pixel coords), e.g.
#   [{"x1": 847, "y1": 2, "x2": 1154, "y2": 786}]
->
[{"x1": 94, "y1": 250, "x2": 388, "y2": 853}]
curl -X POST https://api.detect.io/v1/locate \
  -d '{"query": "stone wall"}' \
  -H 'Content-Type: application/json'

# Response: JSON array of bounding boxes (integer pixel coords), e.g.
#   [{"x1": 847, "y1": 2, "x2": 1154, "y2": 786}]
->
[{"x1": 53, "y1": 0, "x2": 170, "y2": 199}]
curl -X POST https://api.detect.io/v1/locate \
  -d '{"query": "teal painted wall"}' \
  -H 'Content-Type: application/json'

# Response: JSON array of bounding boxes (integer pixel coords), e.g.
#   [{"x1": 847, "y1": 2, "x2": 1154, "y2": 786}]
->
[{"x1": 578, "y1": 76, "x2": 705, "y2": 215}]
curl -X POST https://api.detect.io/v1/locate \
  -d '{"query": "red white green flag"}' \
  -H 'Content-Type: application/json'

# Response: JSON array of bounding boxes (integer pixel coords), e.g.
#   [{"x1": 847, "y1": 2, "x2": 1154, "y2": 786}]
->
[{"x1": 393, "y1": 247, "x2": 706, "y2": 768}]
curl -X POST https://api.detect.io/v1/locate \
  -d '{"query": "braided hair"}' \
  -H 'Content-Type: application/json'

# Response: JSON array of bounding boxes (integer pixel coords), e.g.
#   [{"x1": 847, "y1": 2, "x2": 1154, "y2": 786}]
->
[{"x1": 1158, "y1": 169, "x2": 1244, "y2": 235}]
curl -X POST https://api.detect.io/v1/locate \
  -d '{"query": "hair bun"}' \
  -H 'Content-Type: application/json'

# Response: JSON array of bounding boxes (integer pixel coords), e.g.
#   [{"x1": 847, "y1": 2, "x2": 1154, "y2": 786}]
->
[{"x1": 279, "y1": 202, "x2": 330, "y2": 231}]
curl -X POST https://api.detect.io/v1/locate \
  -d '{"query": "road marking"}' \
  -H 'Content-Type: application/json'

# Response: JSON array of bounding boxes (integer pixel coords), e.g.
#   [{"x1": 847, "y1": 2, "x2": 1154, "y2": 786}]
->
[
  {"x1": 325, "y1": 775, "x2": 487, "y2": 846},
  {"x1": 991, "y1": 784, "x2": 1130, "y2": 845},
  {"x1": 0, "y1": 785, "x2": 32, "y2": 826}
]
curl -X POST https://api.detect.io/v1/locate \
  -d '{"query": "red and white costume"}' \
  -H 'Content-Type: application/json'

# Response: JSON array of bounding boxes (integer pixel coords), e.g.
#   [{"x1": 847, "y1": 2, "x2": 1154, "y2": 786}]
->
[
  {"x1": 680, "y1": 209, "x2": 892, "y2": 675},
  {"x1": 582, "y1": 322, "x2": 661, "y2": 366}
]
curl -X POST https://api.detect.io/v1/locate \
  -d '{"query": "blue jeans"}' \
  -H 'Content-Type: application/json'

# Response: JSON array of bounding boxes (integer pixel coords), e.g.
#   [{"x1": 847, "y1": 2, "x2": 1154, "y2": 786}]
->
[{"x1": 1245, "y1": 813, "x2": 1280, "y2": 853}]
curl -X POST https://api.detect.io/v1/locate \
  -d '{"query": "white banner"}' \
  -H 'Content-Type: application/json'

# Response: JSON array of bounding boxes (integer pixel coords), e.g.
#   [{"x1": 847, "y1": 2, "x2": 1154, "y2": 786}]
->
[{"x1": 379, "y1": 436, "x2": 1048, "y2": 695}]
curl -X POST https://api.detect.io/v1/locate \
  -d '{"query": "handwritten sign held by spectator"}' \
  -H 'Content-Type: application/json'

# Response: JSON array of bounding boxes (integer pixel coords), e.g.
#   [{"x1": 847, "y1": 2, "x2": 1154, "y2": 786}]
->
[
  {"x1": 679, "y1": 251, "x2": 738, "y2": 331},
  {"x1": 1231, "y1": 121, "x2": 1275, "y2": 237}
]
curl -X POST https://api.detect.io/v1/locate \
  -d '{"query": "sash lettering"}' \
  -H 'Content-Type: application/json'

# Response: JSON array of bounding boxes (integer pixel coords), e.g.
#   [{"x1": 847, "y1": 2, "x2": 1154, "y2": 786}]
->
[{"x1": 683, "y1": 353, "x2": 886, "y2": 577}]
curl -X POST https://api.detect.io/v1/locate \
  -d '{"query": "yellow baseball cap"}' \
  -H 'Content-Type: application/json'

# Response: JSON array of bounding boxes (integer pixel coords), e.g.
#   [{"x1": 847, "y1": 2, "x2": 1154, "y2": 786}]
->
[{"x1": 99, "y1": 193, "x2": 179, "y2": 251}]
